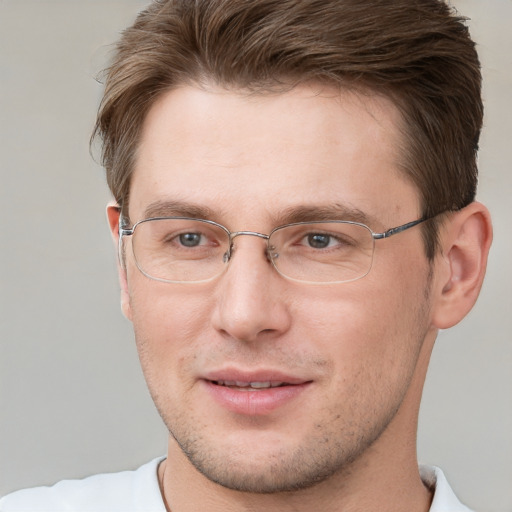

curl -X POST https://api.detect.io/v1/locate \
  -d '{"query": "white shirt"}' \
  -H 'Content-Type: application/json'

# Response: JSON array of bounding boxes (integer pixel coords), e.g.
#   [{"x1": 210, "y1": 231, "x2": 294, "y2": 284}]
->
[
  {"x1": 420, "y1": 466, "x2": 474, "y2": 512},
  {"x1": 0, "y1": 458, "x2": 474, "y2": 511}
]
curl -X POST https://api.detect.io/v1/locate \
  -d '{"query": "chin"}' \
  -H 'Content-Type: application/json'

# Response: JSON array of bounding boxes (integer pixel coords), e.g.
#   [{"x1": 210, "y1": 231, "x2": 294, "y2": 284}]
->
[{"x1": 170, "y1": 425, "x2": 370, "y2": 494}]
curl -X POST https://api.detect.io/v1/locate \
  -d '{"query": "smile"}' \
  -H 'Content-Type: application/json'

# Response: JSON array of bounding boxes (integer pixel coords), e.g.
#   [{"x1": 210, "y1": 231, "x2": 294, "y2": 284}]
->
[
  {"x1": 211, "y1": 380, "x2": 287, "y2": 390},
  {"x1": 203, "y1": 375, "x2": 312, "y2": 415}
]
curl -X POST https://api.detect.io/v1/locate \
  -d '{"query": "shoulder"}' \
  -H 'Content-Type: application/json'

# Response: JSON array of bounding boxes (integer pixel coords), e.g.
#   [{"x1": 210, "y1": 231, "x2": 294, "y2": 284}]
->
[
  {"x1": 420, "y1": 465, "x2": 474, "y2": 512},
  {"x1": 0, "y1": 457, "x2": 166, "y2": 512}
]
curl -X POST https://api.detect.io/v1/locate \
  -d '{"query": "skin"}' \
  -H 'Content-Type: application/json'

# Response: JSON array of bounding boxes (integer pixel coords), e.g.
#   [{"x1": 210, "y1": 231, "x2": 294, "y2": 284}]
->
[{"x1": 108, "y1": 83, "x2": 492, "y2": 512}]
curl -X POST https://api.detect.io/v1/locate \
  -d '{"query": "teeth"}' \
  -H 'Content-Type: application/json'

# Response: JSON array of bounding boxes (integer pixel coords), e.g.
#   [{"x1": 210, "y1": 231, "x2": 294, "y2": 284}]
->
[
  {"x1": 214, "y1": 380, "x2": 285, "y2": 389},
  {"x1": 249, "y1": 381, "x2": 270, "y2": 389}
]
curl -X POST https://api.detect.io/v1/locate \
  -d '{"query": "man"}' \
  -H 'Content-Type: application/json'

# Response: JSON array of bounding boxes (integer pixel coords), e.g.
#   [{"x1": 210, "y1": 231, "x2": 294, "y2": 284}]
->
[{"x1": 0, "y1": 0, "x2": 493, "y2": 511}]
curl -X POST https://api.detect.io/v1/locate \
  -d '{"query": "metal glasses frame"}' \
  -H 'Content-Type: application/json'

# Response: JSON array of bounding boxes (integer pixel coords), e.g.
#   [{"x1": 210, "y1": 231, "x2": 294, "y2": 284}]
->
[{"x1": 118, "y1": 215, "x2": 432, "y2": 284}]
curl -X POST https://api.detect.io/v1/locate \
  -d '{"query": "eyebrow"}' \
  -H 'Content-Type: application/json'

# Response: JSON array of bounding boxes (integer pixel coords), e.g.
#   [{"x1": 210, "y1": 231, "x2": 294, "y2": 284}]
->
[
  {"x1": 142, "y1": 199, "x2": 375, "y2": 228},
  {"x1": 143, "y1": 200, "x2": 220, "y2": 221},
  {"x1": 274, "y1": 204, "x2": 374, "y2": 227}
]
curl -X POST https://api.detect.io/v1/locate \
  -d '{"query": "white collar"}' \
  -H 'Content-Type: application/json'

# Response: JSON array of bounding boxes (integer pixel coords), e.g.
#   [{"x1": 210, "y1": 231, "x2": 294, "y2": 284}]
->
[{"x1": 420, "y1": 465, "x2": 474, "y2": 512}]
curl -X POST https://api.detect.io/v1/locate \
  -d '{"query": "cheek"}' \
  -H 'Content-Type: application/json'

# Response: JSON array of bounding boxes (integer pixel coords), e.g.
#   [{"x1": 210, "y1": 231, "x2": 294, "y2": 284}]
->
[
  {"x1": 127, "y1": 271, "x2": 214, "y2": 369},
  {"x1": 294, "y1": 285, "x2": 429, "y2": 435},
  {"x1": 127, "y1": 285, "x2": 215, "y2": 416},
  {"x1": 293, "y1": 267, "x2": 430, "y2": 382}
]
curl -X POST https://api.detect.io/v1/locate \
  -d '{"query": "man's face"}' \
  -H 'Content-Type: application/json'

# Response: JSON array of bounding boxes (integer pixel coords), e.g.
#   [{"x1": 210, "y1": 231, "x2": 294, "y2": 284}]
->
[{"x1": 118, "y1": 84, "x2": 437, "y2": 492}]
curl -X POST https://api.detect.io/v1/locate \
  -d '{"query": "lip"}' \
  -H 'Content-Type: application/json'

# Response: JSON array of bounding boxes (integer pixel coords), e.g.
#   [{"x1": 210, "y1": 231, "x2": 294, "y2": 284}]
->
[{"x1": 201, "y1": 369, "x2": 312, "y2": 416}]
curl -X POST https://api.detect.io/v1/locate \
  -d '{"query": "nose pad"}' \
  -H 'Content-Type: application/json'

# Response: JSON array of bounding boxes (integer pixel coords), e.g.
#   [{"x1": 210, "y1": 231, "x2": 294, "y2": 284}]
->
[
  {"x1": 267, "y1": 244, "x2": 279, "y2": 261},
  {"x1": 222, "y1": 246, "x2": 233, "y2": 263},
  {"x1": 226, "y1": 242, "x2": 276, "y2": 263}
]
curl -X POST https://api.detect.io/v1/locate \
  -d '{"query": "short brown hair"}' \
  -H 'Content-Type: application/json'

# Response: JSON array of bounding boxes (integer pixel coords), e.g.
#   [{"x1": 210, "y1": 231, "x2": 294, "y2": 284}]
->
[{"x1": 93, "y1": 0, "x2": 483, "y2": 259}]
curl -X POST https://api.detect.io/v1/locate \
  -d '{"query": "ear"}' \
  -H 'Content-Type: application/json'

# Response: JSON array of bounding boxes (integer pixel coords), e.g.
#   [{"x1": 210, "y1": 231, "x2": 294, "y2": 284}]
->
[
  {"x1": 106, "y1": 203, "x2": 133, "y2": 321},
  {"x1": 431, "y1": 202, "x2": 492, "y2": 329}
]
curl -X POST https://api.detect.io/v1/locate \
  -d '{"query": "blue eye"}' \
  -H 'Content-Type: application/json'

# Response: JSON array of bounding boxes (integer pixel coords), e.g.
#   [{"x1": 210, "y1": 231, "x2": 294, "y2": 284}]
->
[
  {"x1": 307, "y1": 233, "x2": 331, "y2": 249},
  {"x1": 179, "y1": 233, "x2": 203, "y2": 247}
]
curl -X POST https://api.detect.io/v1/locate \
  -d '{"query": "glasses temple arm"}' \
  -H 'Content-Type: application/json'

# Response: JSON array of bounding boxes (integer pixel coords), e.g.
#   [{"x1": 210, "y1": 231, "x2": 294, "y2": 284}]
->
[{"x1": 372, "y1": 217, "x2": 429, "y2": 240}]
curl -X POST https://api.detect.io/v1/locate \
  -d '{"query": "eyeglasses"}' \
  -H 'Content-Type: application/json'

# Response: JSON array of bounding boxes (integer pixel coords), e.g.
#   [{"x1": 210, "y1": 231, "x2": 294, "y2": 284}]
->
[{"x1": 118, "y1": 216, "x2": 429, "y2": 284}]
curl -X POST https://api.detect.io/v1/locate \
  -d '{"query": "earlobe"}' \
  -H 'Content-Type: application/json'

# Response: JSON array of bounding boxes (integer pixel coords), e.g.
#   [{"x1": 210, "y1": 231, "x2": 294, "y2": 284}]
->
[
  {"x1": 431, "y1": 202, "x2": 492, "y2": 329},
  {"x1": 106, "y1": 203, "x2": 133, "y2": 322}
]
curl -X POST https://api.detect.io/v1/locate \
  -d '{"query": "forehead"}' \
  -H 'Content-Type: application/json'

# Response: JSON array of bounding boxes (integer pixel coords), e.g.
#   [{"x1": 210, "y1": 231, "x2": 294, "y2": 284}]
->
[{"x1": 129, "y1": 84, "x2": 418, "y2": 228}]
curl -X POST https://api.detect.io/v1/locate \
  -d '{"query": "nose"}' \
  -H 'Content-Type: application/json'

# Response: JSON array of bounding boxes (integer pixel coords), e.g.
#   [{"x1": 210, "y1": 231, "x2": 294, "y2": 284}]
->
[{"x1": 211, "y1": 235, "x2": 292, "y2": 343}]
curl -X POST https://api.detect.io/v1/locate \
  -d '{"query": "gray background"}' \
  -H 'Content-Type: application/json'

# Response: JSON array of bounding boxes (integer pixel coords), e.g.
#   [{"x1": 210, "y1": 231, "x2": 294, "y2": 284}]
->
[{"x1": 0, "y1": 1, "x2": 510, "y2": 511}]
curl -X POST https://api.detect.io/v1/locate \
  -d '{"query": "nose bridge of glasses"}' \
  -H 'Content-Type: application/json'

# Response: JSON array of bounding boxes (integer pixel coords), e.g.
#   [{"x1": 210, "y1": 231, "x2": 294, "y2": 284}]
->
[
  {"x1": 229, "y1": 230, "x2": 270, "y2": 241},
  {"x1": 226, "y1": 231, "x2": 272, "y2": 262}
]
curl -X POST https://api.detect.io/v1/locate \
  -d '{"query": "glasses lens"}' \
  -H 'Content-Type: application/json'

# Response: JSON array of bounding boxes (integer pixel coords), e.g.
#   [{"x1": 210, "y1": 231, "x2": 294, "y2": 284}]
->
[
  {"x1": 131, "y1": 218, "x2": 230, "y2": 282},
  {"x1": 269, "y1": 222, "x2": 374, "y2": 283}
]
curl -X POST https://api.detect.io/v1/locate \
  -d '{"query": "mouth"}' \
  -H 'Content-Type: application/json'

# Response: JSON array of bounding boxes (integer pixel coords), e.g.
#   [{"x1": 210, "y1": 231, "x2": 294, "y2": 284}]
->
[
  {"x1": 210, "y1": 380, "x2": 289, "y2": 391},
  {"x1": 203, "y1": 372, "x2": 312, "y2": 415}
]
